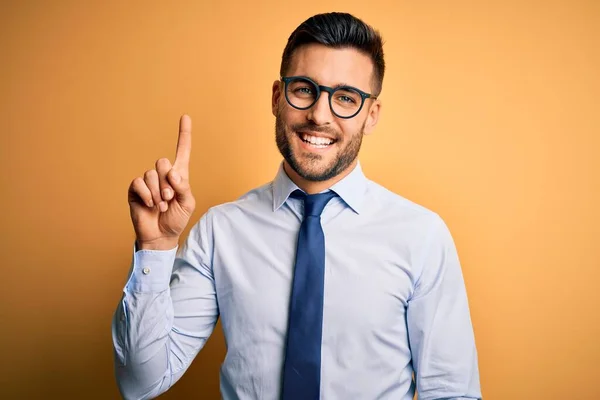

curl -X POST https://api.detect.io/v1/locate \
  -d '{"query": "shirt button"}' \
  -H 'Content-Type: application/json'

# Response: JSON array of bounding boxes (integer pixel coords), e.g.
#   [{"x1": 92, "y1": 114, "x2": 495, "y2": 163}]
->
[
  {"x1": 120, "y1": 313, "x2": 125, "y2": 321},
  {"x1": 142, "y1": 267, "x2": 151, "y2": 275}
]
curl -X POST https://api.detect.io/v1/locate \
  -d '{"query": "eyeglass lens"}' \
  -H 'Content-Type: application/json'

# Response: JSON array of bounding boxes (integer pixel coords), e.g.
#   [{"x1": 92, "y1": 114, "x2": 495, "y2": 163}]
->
[{"x1": 285, "y1": 77, "x2": 363, "y2": 118}]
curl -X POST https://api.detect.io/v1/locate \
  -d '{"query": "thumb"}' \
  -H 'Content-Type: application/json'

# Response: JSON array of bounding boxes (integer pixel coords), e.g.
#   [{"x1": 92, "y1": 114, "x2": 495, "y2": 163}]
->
[{"x1": 167, "y1": 168, "x2": 194, "y2": 207}]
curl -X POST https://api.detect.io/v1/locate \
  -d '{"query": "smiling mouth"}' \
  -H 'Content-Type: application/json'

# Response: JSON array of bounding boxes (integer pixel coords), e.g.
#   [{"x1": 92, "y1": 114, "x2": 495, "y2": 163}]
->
[{"x1": 297, "y1": 132, "x2": 337, "y2": 148}]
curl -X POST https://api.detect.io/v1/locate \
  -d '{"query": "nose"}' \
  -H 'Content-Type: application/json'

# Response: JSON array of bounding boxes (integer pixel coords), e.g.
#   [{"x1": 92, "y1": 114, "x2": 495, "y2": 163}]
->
[{"x1": 306, "y1": 90, "x2": 334, "y2": 125}]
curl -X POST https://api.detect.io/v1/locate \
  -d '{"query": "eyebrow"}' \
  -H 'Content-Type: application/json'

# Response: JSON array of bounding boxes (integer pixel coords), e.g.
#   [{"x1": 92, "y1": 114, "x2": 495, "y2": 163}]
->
[{"x1": 304, "y1": 75, "x2": 354, "y2": 90}]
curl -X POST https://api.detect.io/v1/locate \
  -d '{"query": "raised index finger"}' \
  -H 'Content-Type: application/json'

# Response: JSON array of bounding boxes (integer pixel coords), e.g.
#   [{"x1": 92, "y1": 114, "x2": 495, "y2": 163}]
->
[{"x1": 174, "y1": 114, "x2": 192, "y2": 172}]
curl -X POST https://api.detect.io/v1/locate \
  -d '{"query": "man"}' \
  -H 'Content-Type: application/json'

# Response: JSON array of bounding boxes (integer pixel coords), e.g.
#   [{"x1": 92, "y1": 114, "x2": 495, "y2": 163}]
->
[{"x1": 112, "y1": 12, "x2": 482, "y2": 400}]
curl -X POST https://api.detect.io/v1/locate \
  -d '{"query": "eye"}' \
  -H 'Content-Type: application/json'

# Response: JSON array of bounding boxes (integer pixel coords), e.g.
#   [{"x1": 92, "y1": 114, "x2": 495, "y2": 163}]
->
[
  {"x1": 294, "y1": 86, "x2": 313, "y2": 95},
  {"x1": 337, "y1": 95, "x2": 356, "y2": 104}
]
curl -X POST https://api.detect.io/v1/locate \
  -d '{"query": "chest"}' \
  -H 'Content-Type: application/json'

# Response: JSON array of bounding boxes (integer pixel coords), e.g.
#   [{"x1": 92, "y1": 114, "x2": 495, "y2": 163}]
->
[{"x1": 211, "y1": 212, "x2": 417, "y2": 335}]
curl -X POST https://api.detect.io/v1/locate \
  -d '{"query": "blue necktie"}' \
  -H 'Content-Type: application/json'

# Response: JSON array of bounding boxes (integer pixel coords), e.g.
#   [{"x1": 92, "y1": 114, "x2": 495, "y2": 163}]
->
[{"x1": 282, "y1": 190, "x2": 337, "y2": 400}]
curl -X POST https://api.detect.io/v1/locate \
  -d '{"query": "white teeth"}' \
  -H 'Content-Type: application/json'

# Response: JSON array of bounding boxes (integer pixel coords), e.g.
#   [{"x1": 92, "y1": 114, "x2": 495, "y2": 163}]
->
[{"x1": 301, "y1": 134, "x2": 333, "y2": 145}]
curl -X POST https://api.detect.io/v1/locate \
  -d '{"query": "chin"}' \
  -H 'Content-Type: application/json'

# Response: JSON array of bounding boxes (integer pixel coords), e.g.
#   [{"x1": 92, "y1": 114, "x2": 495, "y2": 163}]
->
[{"x1": 289, "y1": 157, "x2": 339, "y2": 182}]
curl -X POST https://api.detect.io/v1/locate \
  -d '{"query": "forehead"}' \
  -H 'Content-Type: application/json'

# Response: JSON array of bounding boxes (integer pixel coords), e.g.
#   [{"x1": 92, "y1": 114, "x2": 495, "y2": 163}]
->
[{"x1": 286, "y1": 44, "x2": 374, "y2": 91}]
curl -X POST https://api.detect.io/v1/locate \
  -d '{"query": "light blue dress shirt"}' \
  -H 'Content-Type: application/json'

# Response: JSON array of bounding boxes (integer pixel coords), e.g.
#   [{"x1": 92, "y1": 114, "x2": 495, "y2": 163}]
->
[{"x1": 112, "y1": 161, "x2": 481, "y2": 400}]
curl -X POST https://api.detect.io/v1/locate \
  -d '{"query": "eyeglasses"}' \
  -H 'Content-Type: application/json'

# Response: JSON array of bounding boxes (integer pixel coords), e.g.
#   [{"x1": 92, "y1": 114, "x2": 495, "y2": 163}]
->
[{"x1": 281, "y1": 76, "x2": 378, "y2": 119}]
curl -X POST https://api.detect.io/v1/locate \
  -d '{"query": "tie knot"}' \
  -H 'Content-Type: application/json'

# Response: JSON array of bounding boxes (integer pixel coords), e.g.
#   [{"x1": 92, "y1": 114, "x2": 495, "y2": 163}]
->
[{"x1": 292, "y1": 189, "x2": 337, "y2": 217}]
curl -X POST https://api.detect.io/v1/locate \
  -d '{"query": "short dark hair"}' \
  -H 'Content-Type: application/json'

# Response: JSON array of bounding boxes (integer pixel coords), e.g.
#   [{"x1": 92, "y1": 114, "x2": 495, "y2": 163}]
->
[{"x1": 280, "y1": 12, "x2": 385, "y2": 95}]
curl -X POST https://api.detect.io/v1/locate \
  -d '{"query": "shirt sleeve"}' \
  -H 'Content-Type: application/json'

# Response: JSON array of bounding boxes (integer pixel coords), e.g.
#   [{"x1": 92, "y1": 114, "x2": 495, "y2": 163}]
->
[
  {"x1": 111, "y1": 213, "x2": 219, "y2": 400},
  {"x1": 406, "y1": 215, "x2": 482, "y2": 400}
]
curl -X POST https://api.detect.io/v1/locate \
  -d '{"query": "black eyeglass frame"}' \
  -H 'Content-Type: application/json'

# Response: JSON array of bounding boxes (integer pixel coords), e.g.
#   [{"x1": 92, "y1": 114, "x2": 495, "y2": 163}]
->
[{"x1": 281, "y1": 76, "x2": 378, "y2": 119}]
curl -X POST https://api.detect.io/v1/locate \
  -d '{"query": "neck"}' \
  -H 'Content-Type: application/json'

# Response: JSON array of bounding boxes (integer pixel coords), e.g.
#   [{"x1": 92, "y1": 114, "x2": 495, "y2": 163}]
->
[{"x1": 283, "y1": 160, "x2": 357, "y2": 194}]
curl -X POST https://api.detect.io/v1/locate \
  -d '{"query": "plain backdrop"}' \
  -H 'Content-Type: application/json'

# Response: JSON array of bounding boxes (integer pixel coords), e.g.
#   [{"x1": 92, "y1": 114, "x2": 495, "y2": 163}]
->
[{"x1": 1, "y1": 1, "x2": 598, "y2": 399}]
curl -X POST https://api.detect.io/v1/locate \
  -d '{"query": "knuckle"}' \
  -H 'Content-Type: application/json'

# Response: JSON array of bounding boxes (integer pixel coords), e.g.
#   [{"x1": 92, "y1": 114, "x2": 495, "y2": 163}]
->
[
  {"x1": 131, "y1": 177, "x2": 142, "y2": 187},
  {"x1": 130, "y1": 178, "x2": 149, "y2": 198},
  {"x1": 156, "y1": 158, "x2": 171, "y2": 169},
  {"x1": 144, "y1": 169, "x2": 157, "y2": 180},
  {"x1": 132, "y1": 177, "x2": 147, "y2": 192}
]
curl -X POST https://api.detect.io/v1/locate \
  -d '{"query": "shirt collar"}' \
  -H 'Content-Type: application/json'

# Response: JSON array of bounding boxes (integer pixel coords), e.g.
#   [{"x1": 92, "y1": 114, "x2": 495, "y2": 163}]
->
[{"x1": 272, "y1": 161, "x2": 368, "y2": 214}]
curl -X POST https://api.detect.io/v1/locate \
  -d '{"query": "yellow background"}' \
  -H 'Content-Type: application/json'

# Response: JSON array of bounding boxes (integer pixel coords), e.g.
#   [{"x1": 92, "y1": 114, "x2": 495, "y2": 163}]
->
[{"x1": 1, "y1": 1, "x2": 598, "y2": 399}]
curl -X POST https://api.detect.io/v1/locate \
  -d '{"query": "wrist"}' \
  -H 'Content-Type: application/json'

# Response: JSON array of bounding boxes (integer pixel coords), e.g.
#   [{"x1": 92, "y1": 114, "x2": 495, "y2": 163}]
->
[{"x1": 136, "y1": 237, "x2": 179, "y2": 251}]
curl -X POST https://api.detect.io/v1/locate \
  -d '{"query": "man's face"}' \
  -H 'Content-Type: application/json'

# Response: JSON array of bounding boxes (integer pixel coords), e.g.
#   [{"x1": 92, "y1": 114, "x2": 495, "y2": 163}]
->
[{"x1": 272, "y1": 44, "x2": 381, "y2": 182}]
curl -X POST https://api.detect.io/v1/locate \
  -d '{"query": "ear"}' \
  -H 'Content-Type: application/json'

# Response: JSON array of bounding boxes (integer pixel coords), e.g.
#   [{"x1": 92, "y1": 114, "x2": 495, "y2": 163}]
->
[
  {"x1": 363, "y1": 99, "x2": 381, "y2": 135},
  {"x1": 272, "y1": 80, "x2": 282, "y2": 117}
]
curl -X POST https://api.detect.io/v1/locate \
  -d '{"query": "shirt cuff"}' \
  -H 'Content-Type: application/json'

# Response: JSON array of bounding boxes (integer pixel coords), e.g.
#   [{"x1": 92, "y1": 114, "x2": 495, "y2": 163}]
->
[{"x1": 124, "y1": 247, "x2": 178, "y2": 293}]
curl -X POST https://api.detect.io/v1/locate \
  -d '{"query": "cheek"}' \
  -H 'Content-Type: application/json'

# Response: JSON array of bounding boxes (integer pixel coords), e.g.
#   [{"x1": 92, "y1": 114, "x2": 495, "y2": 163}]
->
[
  {"x1": 338, "y1": 122, "x2": 361, "y2": 141},
  {"x1": 281, "y1": 110, "x2": 305, "y2": 130}
]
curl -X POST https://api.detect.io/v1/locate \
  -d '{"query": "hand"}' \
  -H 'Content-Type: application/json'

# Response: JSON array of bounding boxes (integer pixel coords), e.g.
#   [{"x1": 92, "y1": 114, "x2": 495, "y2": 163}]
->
[{"x1": 127, "y1": 115, "x2": 196, "y2": 250}]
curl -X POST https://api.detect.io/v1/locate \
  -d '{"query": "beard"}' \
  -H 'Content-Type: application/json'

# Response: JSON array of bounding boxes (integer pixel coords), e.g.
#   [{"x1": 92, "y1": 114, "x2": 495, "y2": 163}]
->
[{"x1": 275, "y1": 110, "x2": 365, "y2": 182}]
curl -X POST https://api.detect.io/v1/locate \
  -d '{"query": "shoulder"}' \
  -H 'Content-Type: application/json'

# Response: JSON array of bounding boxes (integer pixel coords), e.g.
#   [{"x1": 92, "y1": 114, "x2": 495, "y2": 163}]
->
[
  {"x1": 362, "y1": 178, "x2": 455, "y2": 249},
  {"x1": 199, "y1": 180, "x2": 274, "y2": 225},
  {"x1": 365, "y1": 179, "x2": 442, "y2": 224}
]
